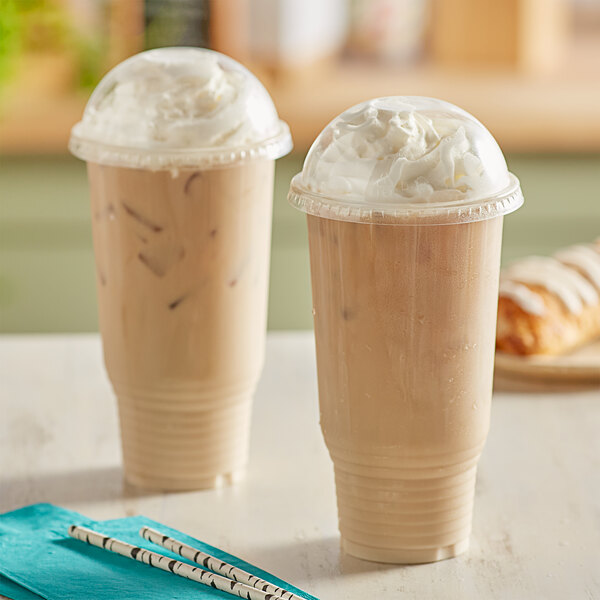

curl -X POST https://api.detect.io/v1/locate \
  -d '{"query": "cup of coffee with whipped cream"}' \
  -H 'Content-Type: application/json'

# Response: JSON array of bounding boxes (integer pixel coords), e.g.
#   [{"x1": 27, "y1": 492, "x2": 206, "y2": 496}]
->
[
  {"x1": 70, "y1": 48, "x2": 291, "y2": 491},
  {"x1": 288, "y1": 97, "x2": 523, "y2": 563}
]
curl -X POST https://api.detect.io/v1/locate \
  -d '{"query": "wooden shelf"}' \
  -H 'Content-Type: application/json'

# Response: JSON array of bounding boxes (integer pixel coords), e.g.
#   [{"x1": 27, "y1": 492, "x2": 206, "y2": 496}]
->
[
  {"x1": 268, "y1": 34, "x2": 600, "y2": 153},
  {"x1": 0, "y1": 96, "x2": 86, "y2": 155},
  {"x1": 1, "y1": 34, "x2": 599, "y2": 154}
]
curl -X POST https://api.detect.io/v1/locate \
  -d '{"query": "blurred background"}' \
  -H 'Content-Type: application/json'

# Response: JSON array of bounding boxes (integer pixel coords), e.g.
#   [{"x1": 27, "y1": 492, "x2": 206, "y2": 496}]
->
[{"x1": 0, "y1": 0, "x2": 599, "y2": 333}]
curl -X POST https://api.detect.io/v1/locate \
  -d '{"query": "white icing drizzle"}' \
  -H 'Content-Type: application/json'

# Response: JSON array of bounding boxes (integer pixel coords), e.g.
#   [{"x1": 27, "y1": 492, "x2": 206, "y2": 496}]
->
[
  {"x1": 554, "y1": 245, "x2": 600, "y2": 289},
  {"x1": 501, "y1": 255, "x2": 599, "y2": 315},
  {"x1": 498, "y1": 280, "x2": 546, "y2": 315}
]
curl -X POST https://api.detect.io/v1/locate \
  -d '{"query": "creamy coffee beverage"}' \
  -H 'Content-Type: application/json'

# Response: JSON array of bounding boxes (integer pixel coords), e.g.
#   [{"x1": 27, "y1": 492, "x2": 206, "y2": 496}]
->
[
  {"x1": 88, "y1": 161, "x2": 274, "y2": 490},
  {"x1": 70, "y1": 48, "x2": 291, "y2": 490},
  {"x1": 307, "y1": 215, "x2": 503, "y2": 563},
  {"x1": 289, "y1": 97, "x2": 523, "y2": 563}
]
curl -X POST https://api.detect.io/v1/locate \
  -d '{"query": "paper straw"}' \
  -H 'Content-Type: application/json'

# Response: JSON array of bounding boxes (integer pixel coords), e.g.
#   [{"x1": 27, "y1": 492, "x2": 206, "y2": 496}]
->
[
  {"x1": 140, "y1": 526, "x2": 304, "y2": 600},
  {"x1": 68, "y1": 525, "x2": 285, "y2": 600}
]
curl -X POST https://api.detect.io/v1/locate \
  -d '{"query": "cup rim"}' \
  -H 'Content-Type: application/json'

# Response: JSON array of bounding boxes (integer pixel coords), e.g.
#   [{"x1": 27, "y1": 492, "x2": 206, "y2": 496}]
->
[
  {"x1": 288, "y1": 172, "x2": 524, "y2": 225},
  {"x1": 69, "y1": 120, "x2": 293, "y2": 170}
]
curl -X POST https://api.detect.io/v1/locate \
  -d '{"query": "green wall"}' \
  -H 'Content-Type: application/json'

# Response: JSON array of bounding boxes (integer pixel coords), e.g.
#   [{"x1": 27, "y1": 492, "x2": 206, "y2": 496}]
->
[{"x1": 1, "y1": 153, "x2": 599, "y2": 332}]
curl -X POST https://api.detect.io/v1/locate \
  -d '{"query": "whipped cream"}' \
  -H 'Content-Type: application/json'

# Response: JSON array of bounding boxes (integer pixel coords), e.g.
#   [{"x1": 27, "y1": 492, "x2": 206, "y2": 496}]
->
[
  {"x1": 301, "y1": 97, "x2": 510, "y2": 203},
  {"x1": 70, "y1": 48, "x2": 291, "y2": 168}
]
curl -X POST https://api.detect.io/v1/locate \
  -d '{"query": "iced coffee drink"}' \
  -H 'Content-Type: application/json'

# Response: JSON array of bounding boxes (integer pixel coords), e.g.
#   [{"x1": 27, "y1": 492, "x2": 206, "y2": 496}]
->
[
  {"x1": 70, "y1": 48, "x2": 291, "y2": 490},
  {"x1": 288, "y1": 97, "x2": 523, "y2": 563}
]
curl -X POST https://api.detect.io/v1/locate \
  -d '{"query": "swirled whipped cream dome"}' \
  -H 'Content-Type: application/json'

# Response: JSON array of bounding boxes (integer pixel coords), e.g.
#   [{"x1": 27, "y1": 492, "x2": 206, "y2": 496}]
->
[
  {"x1": 301, "y1": 97, "x2": 511, "y2": 204},
  {"x1": 70, "y1": 47, "x2": 291, "y2": 168}
]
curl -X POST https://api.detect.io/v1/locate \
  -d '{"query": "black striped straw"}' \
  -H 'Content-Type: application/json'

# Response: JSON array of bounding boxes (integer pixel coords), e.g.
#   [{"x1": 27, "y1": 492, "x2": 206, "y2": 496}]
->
[
  {"x1": 68, "y1": 525, "x2": 285, "y2": 600},
  {"x1": 140, "y1": 526, "x2": 304, "y2": 600}
]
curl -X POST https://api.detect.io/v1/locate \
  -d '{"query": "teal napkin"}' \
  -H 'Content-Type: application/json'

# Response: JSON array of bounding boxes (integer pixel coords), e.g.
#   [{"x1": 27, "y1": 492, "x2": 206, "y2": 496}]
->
[
  {"x1": 0, "y1": 575, "x2": 43, "y2": 600},
  {"x1": 0, "y1": 505, "x2": 80, "y2": 599},
  {"x1": 0, "y1": 504, "x2": 317, "y2": 600}
]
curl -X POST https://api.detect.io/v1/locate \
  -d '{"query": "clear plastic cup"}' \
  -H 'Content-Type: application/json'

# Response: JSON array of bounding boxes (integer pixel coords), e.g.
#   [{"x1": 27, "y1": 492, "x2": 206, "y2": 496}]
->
[
  {"x1": 288, "y1": 97, "x2": 523, "y2": 563},
  {"x1": 71, "y1": 48, "x2": 292, "y2": 490}
]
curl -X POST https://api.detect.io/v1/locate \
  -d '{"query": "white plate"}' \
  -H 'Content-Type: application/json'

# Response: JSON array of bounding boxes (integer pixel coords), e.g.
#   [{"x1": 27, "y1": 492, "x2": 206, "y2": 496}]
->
[{"x1": 495, "y1": 339, "x2": 600, "y2": 382}]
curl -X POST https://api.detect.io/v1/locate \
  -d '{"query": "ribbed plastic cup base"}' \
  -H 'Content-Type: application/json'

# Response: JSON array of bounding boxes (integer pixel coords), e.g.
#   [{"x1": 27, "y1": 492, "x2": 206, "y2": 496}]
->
[
  {"x1": 115, "y1": 388, "x2": 253, "y2": 491},
  {"x1": 342, "y1": 537, "x2": 469, "y2": 564},
  {"x1": 334, "y1": 461, "x2": 477, "y2": 564}
]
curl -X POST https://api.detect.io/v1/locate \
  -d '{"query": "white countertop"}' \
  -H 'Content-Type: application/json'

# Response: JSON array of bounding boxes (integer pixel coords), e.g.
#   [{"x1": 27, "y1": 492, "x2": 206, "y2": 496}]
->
[{"x1": 0, "y1": 333, "x2": 599, "y2": 599}]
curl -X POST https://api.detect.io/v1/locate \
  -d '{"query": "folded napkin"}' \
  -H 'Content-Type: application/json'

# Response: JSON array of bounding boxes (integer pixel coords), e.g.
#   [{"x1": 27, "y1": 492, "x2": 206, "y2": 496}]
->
[
  {"x1": 0, "y1": 575, "x2": 42, "y2": 600},
  {"x1": 0, "y1": 504, "x2": 317, "y2": 600}
]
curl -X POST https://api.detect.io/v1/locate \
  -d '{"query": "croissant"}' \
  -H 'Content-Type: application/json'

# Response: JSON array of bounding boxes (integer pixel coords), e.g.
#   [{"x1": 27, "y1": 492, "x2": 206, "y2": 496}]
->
[{"x1": 496, "y1": 241, "x2": 600, "y2": 356}]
